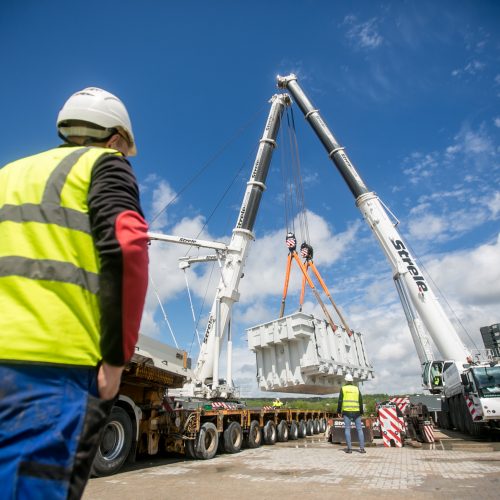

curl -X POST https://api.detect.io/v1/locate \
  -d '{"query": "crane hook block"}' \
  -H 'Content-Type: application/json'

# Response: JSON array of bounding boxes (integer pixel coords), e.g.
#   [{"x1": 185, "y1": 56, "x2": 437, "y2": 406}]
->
[
  {"x1": 286, "y1": 232, "x2": 296, "y2": 252},
  {"x1": 300, "y1": 242, "x2": 313, "y2": 260}
]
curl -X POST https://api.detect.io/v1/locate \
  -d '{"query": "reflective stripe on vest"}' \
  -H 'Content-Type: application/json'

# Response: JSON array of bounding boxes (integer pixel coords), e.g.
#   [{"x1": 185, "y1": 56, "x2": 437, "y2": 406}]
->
[
  {"x1": 341, "y1": 385, "x2": 360, "y2": 412},
  {"x1": 0, "y1": 146, "x2": 120, "y2": 366}
]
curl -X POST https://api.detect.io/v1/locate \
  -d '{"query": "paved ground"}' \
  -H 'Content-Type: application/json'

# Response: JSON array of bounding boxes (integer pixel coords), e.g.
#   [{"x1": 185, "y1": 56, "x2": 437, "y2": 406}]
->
[{"x1": 84, "y1": 433, "x2": 500, "y2": 500}]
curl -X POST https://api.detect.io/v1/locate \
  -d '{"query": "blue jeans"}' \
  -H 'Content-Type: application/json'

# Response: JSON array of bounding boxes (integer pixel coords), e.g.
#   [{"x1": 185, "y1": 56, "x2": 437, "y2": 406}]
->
[
  {"x1": 343, "y1": 414, "x2": 365, "y2": 450},
  {"x1": 0, "y1": 364, "x2": 113, "y2": 500}
]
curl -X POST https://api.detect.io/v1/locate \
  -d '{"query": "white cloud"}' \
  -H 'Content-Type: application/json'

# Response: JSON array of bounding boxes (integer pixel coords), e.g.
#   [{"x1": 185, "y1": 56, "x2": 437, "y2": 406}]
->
[
  {"x1": 403, "y1": 151, "x2": 439, "y2": 184},
  {"x1": 239, "y1": 212, "x2": 361, "y2": 301},
  {"x1": 406, "y1": 203, "x2": 493, "y2": 244},
  {"x1": 486, "y1": 192, "x2": 500, "y2": 218},
  {"x1": 494, "y1": 117, "x2": 500, "y2": 128},
  {"x1": 145, "y1": 176, "x2": 178, "y2": 230},
  {"x1": 407, "y1": 213, "x2": 446, "y2": 241},
  {"x1": 425, "y1": 233, "x2": 500, "y2": 309},
  {"x1": 344, "y1": 16, "x2": 383, "y2": 50},
  {"x1": 452, "y1": 59, "x2": 486, "y2": 78}
]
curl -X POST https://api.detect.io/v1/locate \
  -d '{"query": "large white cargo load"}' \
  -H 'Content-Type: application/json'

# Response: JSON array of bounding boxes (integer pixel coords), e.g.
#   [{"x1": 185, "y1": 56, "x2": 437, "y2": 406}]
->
[{"x1": 247, "y1": 312, "x2": 374, "y2": 394}]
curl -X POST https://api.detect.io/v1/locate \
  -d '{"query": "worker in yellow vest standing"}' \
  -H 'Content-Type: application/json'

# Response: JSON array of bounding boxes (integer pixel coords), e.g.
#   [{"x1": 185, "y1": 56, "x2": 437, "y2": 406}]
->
[
  {"x1": 0, "y1": 87, "x2": 149, "y2": 498},
  {"x1": 337, "y1": 373, "x2": 366, "y2": 454}
]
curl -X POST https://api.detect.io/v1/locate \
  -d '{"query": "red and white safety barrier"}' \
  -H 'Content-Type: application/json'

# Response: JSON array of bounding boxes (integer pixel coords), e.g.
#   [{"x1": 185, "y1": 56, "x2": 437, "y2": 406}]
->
[
  {"x1": 389, "y1": 397, "x2": 410, "y2": 413},
  {"x1": 465, "y1": 396, "x2": 481, "y2": 420},
  {"x1": 420, "y1": 422, "x2": 435, "y2": 443},
  {"x1": 378, "y1": 406, "x2": 403, "y2": 447},
  {"x1": 211, "y1": 401, "x2": 238, "y2": 410}
]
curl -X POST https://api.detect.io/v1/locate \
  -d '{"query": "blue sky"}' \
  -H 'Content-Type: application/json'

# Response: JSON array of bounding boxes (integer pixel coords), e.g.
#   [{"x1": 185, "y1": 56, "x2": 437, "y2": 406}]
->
[{"x1": 2, "y1": 1, "x2": 499, "y2": 396}]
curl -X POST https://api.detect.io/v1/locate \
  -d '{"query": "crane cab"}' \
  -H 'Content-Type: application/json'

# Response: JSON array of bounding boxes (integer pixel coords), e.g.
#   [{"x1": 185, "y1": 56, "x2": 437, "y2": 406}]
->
[{"x1": 422, "y1": 361, "x2": 446, "y2": 394}]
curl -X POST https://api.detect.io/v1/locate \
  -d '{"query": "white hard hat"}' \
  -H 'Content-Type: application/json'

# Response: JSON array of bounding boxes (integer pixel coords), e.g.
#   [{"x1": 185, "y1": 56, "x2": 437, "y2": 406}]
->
[
  {"x1": 57, "y1": 87, "x2": 137, "y2": 156},
  {"x1": 345, "y1": 373, "x2": 353, "y2": 382}
]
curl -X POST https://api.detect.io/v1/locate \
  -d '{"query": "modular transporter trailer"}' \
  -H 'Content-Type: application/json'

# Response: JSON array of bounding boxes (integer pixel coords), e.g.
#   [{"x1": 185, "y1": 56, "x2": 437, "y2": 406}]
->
[{"x1": 91, "y1": 336, "x2": 343, "y2": 476}]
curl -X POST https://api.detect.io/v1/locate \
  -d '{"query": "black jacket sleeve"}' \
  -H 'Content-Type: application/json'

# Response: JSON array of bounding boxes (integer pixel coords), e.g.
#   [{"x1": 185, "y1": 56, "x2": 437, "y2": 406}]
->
[{"x1": 88, "y1": 153, "x2": 149, "y2": 366}]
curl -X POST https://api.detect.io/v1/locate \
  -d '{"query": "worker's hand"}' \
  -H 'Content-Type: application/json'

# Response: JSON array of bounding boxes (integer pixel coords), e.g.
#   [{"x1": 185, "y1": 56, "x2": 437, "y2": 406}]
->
[{"x1": 97, "y1": 362, "x2": 124, "y2": 400}]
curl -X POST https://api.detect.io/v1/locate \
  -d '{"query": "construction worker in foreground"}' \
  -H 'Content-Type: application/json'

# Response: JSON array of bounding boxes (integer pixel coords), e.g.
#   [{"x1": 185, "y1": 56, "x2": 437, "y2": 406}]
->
[
  {"x1": 0, "y1": 87, "x2": 149, "y2": 498},
  {"x1": 337, "y1": 373, "x2": 366, "y2": 454}
]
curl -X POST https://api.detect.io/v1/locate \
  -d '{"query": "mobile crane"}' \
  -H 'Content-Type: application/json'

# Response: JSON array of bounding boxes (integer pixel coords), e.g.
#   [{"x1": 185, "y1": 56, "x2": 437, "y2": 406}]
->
[
  {"x1": 276, "y1": 74, "x2": 500, "y2": 436},
  {"x1": 93, "y1": 93, "x2": 340, "y2": 476}
]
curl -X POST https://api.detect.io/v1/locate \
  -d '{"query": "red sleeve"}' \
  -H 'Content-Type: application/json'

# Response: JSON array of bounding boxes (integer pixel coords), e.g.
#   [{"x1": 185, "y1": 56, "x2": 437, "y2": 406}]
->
[{"x1": 115, "y1": 210, "x2": 149, "y2": 361}]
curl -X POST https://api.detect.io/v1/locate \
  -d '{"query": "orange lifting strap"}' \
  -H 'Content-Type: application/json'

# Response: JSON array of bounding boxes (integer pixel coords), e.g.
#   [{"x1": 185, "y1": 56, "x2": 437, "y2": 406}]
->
[{"x1": 279, "y1": 233, "x2": 353, "y2": 336}]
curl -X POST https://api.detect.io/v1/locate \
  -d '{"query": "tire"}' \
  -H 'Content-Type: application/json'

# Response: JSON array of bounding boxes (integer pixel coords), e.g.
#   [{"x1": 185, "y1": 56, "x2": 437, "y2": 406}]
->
[
  {"x1": 289, "y1": 421, "x2": 299, "y2": 440},
  {"x1": 263, "y1": 420, "x2": 277, "y2": 445},
  {"x1": 448, "y1": 397, "x2": 459, "y2": 430},
  {"x1": 298, "y1": 419, "x2": 307, "y2": 438},
  {"x1": 245, "y1": 420, "x2": 262, "y2": 449},
  {"x1": 306, "y1": 419, "x2": 314, "y2": 436},
  {"x1": 319, "y1": 418, "x2": 327, "y2": 433},
  {"x1": 223, "y1": 421, "x2": 243, "y2": 454},
  {"x1": 313, "y1": 418, "x2": 320, "y2": 434},
  {"x1": 277, "y1": 420, "x2": 289, "y2": 442},
  {"x1": 185, "y1": 438, "x2": 197, "y2": 459},
  {"x1": 463, "y1": 397, "x2": 483, "y2": 437},
  {"x1": 92, "y1": 406, "x2": 133, "y2": 477},
  {"x1": 195, "y1": 422, "x2": 219, "y2": 460},
  {"x1": 455, "y1": 396, "x2": 466, "y2": 433},
  {"x1": 438, "y1": 410, "x2": 451, "y2": 430}
]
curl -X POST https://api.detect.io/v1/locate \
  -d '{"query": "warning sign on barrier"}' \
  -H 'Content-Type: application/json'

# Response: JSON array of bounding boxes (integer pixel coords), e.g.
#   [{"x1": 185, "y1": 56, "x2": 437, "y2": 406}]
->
[{"x1": 378, "y1": 405, "x2": 403, "y2": 447}]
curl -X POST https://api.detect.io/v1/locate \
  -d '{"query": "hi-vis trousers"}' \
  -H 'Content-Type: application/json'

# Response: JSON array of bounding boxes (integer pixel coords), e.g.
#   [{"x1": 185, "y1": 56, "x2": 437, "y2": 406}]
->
[{"x1": 0, "y1": 364, "x2": 114, "y2": 500}]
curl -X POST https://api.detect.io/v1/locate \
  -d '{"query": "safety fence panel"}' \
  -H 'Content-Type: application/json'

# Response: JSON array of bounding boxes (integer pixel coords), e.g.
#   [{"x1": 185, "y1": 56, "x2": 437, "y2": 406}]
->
[{"x1": 378, "y1": 406, "x2": 403, "y2": 447}]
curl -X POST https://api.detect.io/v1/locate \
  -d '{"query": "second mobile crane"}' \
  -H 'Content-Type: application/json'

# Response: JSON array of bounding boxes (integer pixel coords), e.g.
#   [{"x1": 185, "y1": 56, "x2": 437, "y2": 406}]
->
[{"x1": 276, "y1": 74, "x2": 500, "y2": 436}]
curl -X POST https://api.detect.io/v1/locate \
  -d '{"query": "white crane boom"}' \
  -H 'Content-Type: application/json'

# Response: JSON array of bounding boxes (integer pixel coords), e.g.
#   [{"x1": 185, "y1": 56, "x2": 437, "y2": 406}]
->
[
  {"x1": 276, "y1": 74, "x2": 471, "y2": 367},
  {"x1": 190, "y1": 93, "x2": 292, "y2": 396}
]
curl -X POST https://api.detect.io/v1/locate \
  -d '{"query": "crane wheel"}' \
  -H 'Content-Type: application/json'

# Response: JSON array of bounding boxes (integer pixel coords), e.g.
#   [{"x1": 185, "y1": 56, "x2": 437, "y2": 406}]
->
[
  {"x1": 306, "y1": 419, "x2": 314, "y2": 436},
  {"x1": 223, "y1": 421, "x2": 243, "y2": 453},
  {"x1": 298, "y1": 419, "x2": 307, "y2": 438},
  {"x1": 277, "y1": 420, "x2": 289, "y2": 442},
  {"x1": 245, "y1": 420, "x2": 262, "y2": 448},
  {"x1": 92, "y1": 406, "x2": 133, "y2": 477},
  {"x1": 185, "y1": 438, "x2": 197, "y2": 459},
  {"x1": 289, "y1": 421, "x2": 299, "y2": 440},
  {"x1": 263, "y1": 420, "x2": 277, "y2": 445},
  {"x1": 313, "y1": 418, "x2": 321, "y2": 434},
  {"x1": 195, "y1": 422, "x2": 219, "y2": 460}
]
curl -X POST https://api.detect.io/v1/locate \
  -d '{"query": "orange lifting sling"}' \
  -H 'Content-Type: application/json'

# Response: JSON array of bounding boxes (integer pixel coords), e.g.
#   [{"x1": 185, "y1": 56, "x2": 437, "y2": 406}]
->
[{"x1": 279, "y1": 232, "x2": 353, "y2": 336}]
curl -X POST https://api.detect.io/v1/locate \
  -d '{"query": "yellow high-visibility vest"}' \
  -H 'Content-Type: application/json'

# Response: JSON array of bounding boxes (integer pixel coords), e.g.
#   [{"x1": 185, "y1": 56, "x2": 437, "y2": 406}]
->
[
  {"x1": 0, "y1": 146, "x2": 120, "y2": 366},
  {"x1": 341, "y1": 384, "x2": 360, "y2": 412}
]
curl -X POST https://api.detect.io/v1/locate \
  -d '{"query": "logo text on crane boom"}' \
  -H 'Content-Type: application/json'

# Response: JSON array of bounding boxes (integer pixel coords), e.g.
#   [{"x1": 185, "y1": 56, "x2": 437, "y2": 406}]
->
[{"x1": 392, "y1": 240, "x2": 428, "y2": 292}]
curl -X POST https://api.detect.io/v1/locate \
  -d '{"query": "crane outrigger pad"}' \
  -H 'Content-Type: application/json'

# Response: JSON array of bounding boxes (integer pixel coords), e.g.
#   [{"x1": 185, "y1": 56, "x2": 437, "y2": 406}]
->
[{"x1": 247, "y1": 312, "x2": 374, "y2": 394}]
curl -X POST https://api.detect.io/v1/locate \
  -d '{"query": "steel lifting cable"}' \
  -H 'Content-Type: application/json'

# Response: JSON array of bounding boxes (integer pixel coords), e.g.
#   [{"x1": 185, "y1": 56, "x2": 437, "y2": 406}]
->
[
  {"x1": 149, "y1": 274, "x2": 179, "y2": 348},
  {"x1": 279, "y1": 111, "x2": 292, "y2": 234},
  {"x1": 279, "y1": 106, "x2": 353, "y2": 336},
  {"x1": 287, "y1": 106, "x2": 310, "y2": 245},
  {"x1": 183, "y1": 147, "x2": 256, "y2": 258},
  {"x1": 182, "y1": 267, "x2": 201, "y2": 348},
  {"x1": 150, "y1": 102, "x2": 269, "y2": 226},
  {"x1": 188, "y1": 258, "x2": 217, "y2": 357},
  {"x1": 405, "y1": 241, "x2": 479, "y2": 352}
]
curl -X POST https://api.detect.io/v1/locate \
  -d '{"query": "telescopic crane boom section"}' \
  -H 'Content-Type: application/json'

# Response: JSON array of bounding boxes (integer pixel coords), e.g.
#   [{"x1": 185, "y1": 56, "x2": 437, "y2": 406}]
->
[
  {"x1": 277, "y1": 74, "x2": 472, "y2": 367},
  {"x1": 191, "y1": 93, "x2": 292, "y2": 396}
]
